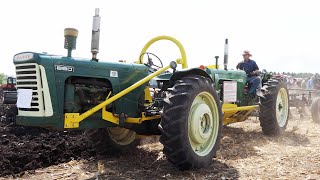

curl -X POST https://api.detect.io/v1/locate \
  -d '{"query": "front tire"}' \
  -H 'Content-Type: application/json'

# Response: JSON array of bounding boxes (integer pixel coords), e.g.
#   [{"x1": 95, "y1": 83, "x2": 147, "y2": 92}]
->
[
  {"x1": 311, "y1": 97, "x2": 320, "y2": 123},
  {"x1": 85, "y1": 127, "x2": 139, "y2": 155},
  {"x1": 260, "y1": 80, "x2": 289, "y2": 135},
  {"x1": 160, "y1": 75, "x2": 222, "y2": 170}
]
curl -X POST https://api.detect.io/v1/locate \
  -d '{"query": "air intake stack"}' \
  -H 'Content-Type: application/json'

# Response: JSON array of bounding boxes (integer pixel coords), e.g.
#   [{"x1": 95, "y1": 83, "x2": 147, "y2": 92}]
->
[
  {"x1": 64, "y1": 28, "x2": 78, "y2": 57},
  {"x1": 91, "y1": 8, "x2": 101, "y2": 61}
]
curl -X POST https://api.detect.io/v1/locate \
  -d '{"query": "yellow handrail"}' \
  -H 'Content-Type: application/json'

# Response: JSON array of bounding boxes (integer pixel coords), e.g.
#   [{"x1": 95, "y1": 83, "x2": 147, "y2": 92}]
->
[{"x1": 139, "y1": 35, "x2": 188, "y2": 69}]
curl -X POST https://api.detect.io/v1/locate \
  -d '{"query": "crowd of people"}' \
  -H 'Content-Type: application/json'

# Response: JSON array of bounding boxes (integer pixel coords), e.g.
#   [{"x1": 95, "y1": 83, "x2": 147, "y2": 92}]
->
[{"x1": 272, "y1": 73, "x2": 320, "y2": 89}]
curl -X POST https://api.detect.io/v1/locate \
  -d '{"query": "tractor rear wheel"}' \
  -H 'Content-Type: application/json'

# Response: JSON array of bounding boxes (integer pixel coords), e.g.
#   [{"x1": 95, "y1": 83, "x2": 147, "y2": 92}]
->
[
  {"x1": 159, "y1": 75, "x2": 222, "y2": 170},
  {"x1": 311, "y1": 97, "x2": 320, "y2": 123},
  {"x1": 259, "y1": 80, "x2": 289, "y2": 135},
  {"x1": 85, "y1": 127, "x2": 139, "y2": 155}
]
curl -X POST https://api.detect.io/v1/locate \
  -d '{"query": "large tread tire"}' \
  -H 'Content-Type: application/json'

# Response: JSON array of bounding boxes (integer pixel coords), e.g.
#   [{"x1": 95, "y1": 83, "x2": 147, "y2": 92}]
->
[
  {"x1": 85, "y1": 127, "x2": 139, "y2": 155},
  {"x1": 159, "y1": 75, "x2": 222, "y2": 170},
  {"x1": 260, "y1": 80, "x2": 289, "y2": 135},
  {"x1": 311, "y1": 97, "x2": 320, "y2": 123}
]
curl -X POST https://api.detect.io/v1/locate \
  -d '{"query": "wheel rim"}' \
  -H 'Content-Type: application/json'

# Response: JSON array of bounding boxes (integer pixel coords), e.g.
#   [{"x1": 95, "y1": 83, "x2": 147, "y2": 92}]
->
[
  {"x1": 107, "y1": 127, "x2": 136, "y2": 146},
  {"x1": 276, "y1": 88, "x2": 289, "y2": 127},
  {"x1": 188, "y1": 92, "x2": 219, "y2": 156}
]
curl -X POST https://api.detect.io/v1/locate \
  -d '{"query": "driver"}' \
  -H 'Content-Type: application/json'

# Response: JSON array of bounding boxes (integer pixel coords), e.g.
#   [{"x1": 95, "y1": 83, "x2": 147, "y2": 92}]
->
[{"x1": 236, "y1": 50, "x2": 263, "y2": 97}]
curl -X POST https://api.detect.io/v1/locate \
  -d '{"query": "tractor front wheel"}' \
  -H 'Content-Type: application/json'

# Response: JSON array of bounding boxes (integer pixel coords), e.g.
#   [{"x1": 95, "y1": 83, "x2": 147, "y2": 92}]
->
[
  {"x1": 160, "y1": 75, "x2": 222, "y2": 170},
  {"x1": 259, "y1": 81, "x2": 289, "y2": 135},
  {"x1": 85, "y1": 127, "x2": 138, "y2": 155},
  {"x1": 311, "y1": 97, "x2": 320, "y2": 123}
]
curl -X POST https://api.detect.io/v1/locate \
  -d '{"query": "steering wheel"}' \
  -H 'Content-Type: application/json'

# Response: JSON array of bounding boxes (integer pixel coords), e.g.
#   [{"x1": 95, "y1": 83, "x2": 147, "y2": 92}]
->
[{"x1": 139, "y1": 52, "x2": 163, "y2": 72}]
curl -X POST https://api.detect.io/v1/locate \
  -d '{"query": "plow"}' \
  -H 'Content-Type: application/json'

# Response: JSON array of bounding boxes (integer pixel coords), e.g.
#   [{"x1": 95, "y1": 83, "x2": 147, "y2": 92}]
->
[
  {"x1": 272, "y1": 74, "x2": 320, "y2": 122},
  {"x1": 288, "y1": 88, "x2": 320, "y2": 118}
]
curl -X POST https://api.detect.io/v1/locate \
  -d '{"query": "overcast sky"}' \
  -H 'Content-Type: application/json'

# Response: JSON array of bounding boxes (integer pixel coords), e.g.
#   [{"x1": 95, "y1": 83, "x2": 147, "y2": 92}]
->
[{"x1": 1, "y1": 0, "x2": 319, "y2": 76}]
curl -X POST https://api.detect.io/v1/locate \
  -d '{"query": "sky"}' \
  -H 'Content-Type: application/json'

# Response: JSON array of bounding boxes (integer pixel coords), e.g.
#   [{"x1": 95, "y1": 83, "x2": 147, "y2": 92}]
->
[{"x1": 1, "y1": 0, "x2": 320, "y2": 76}]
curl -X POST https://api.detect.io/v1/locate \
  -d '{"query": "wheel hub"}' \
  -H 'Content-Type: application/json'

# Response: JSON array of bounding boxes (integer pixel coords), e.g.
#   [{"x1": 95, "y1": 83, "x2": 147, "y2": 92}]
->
[
  {"x1": 278, "y1": 103, "x2": 283, "y2": 111},
  {"x1": 276, "y1": 88, "x2": 289, "y2": 127},
  {"x1": 190, "y1": 103, "x2": 213, "y2": 144}
]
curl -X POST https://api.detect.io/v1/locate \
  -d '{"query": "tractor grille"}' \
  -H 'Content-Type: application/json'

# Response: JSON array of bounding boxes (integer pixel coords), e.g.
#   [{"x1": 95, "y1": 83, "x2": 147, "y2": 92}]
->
[{"x1": 15, "y1": 63, "x2": 44, "y2": 115}]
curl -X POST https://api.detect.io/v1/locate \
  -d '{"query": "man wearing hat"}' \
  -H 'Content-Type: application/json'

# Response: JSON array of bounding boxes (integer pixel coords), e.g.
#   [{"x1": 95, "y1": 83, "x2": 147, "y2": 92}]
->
[{"x1": 237, "y1": 50, "x2": 263, "y2": 97}]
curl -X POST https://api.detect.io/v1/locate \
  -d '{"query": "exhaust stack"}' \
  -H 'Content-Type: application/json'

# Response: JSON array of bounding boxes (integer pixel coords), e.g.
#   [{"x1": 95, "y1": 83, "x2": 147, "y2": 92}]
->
[
  {"x1": 223, "y1": 38, "x2": 228, "y2": 70},
  {"x1": 91, "y1": 8, "x2": 101, "y2": 61}
]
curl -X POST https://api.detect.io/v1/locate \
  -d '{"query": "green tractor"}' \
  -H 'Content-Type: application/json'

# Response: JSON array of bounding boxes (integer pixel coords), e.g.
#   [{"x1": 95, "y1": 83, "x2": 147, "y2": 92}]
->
[{"x1": 13, "y1": 9, "x2": 289, "y2": 170}]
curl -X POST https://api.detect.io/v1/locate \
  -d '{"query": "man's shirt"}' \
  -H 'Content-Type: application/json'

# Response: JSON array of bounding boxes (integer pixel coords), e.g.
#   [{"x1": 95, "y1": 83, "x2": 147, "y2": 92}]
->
[
  {"x1": 238, "y1": 59, "x2": 259, "y2": 76},
  {"x1": 307, "y1": 79, "x2": 314, "y2": 89}
]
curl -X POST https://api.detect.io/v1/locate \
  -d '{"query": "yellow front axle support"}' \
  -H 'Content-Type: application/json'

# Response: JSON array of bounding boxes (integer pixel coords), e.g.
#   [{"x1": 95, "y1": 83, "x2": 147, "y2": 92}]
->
[{"x1": 222, "y1": 104, "x2": 259, "y2": 125}]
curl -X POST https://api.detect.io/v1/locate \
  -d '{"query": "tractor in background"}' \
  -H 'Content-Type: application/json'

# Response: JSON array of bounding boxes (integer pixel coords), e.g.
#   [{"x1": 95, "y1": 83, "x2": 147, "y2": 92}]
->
[
  {"x1": 12, "y1": 9, "x2": 289, "y2": 170},
  {"x1": 0, "y1": 76, "x2": 17, "y2": 124},
  {"x1": 1, "y1": 76, "x2": 17, "y2": 105},
  {"x1": 1, "y1": 76, "x2": 16, "y2": 91},
  {"x1": 1, "y1": 76, "x2": 17, "y2": 103}
]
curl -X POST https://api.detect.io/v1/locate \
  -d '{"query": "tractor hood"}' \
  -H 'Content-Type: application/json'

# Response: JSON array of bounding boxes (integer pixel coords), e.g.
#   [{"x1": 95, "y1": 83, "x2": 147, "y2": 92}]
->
[
  {"x1": 13, "y1": 52, "x2": 147, "y2": 73},
  {"x1": 12, "y1": 52, "x2": 149, "y2": 106}
]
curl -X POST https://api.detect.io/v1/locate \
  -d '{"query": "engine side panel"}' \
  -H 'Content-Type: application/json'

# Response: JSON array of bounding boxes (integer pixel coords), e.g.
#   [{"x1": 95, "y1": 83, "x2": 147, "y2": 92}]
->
[{"x1": 208, "y1": 69, "x2": 247, "y2": 104}]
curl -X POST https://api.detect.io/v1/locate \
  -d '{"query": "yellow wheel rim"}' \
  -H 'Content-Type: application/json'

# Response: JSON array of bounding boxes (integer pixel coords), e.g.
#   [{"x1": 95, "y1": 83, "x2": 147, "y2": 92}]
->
[
  {"x1": 107, "y1": 127, "x2": 136, "y2": 146},
  {"x1": 276, "y1": 88, "x2": 289, "y2": 127},
  {"x1": 188, "y1": 92, "x2": 219, "y2": 156}
]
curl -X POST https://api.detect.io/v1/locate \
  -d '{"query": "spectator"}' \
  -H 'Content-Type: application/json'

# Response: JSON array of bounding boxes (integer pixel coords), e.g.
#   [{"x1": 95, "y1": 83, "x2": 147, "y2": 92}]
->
[
  {"x1": 301, "y1": 78, "x2": 307, "y2": 89},
  {"x1": 313, "y1": 73, "x2": 320, "y2": 89},
  {"x1": 307, "y1": 77, "x2": 314, "y2": 89}
]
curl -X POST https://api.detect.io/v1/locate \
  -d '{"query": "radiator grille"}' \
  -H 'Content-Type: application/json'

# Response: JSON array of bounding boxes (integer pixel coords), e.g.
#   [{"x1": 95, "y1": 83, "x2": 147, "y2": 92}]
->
[{"x1": 15, "y1": 63, "x2": 44, "y2": 115}]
